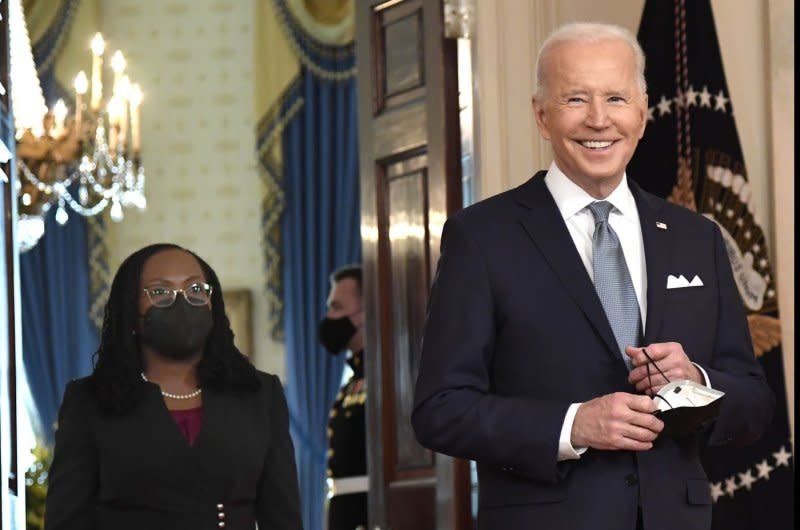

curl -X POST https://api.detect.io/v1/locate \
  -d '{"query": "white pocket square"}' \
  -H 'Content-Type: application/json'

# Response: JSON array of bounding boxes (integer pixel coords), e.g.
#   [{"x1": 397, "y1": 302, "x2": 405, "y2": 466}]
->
[{"x1": 666, "y1": 274, "x2": 704, "y2": 289}]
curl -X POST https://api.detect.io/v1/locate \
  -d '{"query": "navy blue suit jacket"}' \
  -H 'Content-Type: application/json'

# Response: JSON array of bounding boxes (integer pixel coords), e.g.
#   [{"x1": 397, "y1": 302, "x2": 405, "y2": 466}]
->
[{"x1": 412, "y1": 172, "x2": 773, "y2": 530}]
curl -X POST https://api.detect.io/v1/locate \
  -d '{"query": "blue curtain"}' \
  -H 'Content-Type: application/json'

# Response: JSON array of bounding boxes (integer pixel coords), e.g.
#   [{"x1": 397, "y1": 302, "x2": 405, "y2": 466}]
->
[
  {"x1": 259, "y1": 2, "x2": 360, "y2": 528},
  {"x1": 20, "y1": 201, "x2": 96, "y2": 443},
  {"x1": 280, "y1": 69, "x2": 360, "y2": 530}
]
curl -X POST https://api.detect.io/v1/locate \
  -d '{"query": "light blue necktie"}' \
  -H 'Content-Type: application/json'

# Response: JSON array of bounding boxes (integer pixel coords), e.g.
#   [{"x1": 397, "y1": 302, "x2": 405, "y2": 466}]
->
[{"x1": 588, "y1": 201, "x2": 642, "y2": 369}]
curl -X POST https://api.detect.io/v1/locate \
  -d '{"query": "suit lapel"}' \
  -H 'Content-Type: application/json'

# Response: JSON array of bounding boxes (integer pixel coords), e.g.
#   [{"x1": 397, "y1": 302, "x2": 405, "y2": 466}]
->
[
  {"x1": 514, "y1": 174, "x2": 621, "y2": 360},
  {"x1": 630, "y1": 182, "x2": 672, "y2": 344}
]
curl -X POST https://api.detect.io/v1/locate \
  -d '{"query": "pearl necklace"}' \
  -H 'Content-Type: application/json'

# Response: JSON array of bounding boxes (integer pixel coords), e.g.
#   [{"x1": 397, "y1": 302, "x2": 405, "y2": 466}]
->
[{"x1": 140, "y1": 372, "x2": 202, "y2": 400}]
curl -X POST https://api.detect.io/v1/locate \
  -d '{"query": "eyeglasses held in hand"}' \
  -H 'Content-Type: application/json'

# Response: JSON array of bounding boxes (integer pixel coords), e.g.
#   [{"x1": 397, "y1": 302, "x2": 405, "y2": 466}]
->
[{"x1": 143, "y1": 282, "x2": 213, "y2": 308}]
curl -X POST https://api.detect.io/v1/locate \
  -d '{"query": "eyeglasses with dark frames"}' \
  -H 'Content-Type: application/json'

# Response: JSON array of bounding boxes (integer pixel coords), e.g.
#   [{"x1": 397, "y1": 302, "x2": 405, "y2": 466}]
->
[{"x1": 142, "y1": 282, "x2": 213, "y2": 308}]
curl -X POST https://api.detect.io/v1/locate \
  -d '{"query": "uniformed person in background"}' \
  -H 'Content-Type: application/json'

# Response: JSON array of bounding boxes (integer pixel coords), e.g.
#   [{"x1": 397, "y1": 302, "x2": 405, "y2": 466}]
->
[{"x1": 318, "y1": 265, "x2": 367, "y2": 530}]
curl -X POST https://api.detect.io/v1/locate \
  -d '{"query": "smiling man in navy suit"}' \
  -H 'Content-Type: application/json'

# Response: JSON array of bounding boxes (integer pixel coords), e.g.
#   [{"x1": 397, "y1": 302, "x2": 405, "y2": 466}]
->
[{"x1": 412, "y1": 22, "x2": 773, "y2": 530}]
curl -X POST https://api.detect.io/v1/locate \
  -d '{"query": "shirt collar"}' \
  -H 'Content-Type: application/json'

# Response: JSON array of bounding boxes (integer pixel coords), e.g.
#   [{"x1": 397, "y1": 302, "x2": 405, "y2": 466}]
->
[{"x1": 543, "y1": 161, "x2": 637, "y2": 220}]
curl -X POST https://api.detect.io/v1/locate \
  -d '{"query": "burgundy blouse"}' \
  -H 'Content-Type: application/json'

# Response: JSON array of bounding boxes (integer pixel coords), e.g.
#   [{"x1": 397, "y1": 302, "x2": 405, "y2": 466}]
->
[{"x1": 168, "y1": 406, "x2": 203, "y2": 446}]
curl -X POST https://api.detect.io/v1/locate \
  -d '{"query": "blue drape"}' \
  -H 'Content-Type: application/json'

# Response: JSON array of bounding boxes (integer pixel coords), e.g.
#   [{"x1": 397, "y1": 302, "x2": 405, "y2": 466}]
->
[
  {"x1": 260, "y1": 2, "x2": 360, "y2": 527},
  {"x1": 281, "y1": 69, "x2": 360, "y2": 530},
  {"x1": 19, "y1": 201, "x2": 96, "y2": 443}
]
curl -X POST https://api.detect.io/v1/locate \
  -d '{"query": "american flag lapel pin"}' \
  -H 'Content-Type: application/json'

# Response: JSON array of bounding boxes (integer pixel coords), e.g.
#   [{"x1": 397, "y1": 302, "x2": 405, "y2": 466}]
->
[{"x1": 656, "y1": 221, "x2": 668, "y2": 230}]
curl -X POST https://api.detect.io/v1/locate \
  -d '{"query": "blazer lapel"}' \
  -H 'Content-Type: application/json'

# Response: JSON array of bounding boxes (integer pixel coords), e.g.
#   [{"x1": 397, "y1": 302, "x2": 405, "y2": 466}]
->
[
  {"x1": 630, "y1": 181, "x2": 672, "y2": 344},
  {"x1": 514, "y1": 174, "x2": 621, "y2": 360}
]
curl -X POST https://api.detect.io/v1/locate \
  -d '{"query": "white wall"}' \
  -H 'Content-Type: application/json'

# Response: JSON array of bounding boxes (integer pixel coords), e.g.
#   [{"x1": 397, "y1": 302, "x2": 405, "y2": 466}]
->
[
  {"x1": 98, "y1": 0, "x2": 286, "y2": 379},
  {"x1": 473, "y1": 0, "x2": 793, "y2": 437}
]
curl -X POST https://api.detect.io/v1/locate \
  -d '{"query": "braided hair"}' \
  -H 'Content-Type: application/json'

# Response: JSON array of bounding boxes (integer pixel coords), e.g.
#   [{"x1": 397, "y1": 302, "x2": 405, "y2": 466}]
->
[{"x1": 91, "y1": 243, "x2": 259, "y2": 414}]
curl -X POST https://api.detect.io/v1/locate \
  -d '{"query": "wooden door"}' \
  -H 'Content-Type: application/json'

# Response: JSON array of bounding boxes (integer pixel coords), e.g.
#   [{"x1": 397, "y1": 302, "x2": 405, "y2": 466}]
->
[{"x1": 356, "y1": 1, "x2": 471, "y2": 528}]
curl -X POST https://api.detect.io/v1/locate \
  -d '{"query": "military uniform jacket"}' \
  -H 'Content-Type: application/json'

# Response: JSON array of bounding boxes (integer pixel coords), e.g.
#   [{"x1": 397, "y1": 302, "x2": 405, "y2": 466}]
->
[
  {"x1": 326, "y1": 352, "x2": 368, "y2": 530},
  {"x1": 44, "y1": 371, "x2": 302, "y2": 530},
  {"x1": 327, "y1": 352, "x2": 367, "y2": 480}
]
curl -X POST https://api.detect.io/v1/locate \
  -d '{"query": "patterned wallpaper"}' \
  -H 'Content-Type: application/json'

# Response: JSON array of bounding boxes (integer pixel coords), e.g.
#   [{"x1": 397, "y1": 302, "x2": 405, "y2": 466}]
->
[{"x1": 99, "y1": 0, "x2": 286, "y2": 378}]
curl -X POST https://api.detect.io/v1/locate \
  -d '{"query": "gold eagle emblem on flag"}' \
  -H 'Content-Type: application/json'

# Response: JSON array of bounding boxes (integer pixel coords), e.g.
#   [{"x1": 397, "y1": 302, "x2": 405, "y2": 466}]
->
[{"x1": 668, "y1": 154, "x2": 782, "y2": 358}]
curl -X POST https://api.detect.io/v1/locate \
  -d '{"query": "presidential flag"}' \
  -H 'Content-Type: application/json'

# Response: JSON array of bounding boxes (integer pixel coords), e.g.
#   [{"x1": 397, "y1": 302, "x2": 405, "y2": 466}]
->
[{"x1": 629, "y1": 1, "x2": 793, "y2": 528}]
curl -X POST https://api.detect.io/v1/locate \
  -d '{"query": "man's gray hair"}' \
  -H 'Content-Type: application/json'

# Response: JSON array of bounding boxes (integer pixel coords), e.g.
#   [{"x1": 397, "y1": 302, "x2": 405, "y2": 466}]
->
[{"x1": 533, "y1": 22, "x2": 647, "y2": 101}]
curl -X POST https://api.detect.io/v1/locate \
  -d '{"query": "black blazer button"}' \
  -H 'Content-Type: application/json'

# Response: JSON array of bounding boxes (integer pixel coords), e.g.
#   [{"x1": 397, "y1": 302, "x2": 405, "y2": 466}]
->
[{"x1": 625, "y1": 473, "x2": 638, "y2": 486}]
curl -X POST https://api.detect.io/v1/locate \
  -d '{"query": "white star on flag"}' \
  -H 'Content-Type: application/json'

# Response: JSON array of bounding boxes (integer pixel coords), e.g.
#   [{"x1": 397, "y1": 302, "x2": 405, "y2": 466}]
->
[
  {"x1": 710, "y1": 482, "x2": 725, "y2": 502},
  {"x1": 684, "y1": 85, "x2": 698, "y2": 107},
  {"x1": 714, "y1": 90, "x2": 729, "y2": 111},
  {"x1": 699, "y1": 86, "x2": 712, "y2": 107},
  {"x1": 657, "y1": 95, "x2": 672, "y2": 115},
  {"x1": 724, "y1": 476, "x2": 739, "y2": 496},
  {"x1": 773, "y1": 445, "x2": 792, "y2": 466},
  {"x1": 738, "y1": 469, "x2": 757, "y2": 490},
  {"x1": 647, "y1": 106, "x2": 655, "y2": 121},
  {"x1": 756, "y1": 458, "x2": 774, "y2": 479}
]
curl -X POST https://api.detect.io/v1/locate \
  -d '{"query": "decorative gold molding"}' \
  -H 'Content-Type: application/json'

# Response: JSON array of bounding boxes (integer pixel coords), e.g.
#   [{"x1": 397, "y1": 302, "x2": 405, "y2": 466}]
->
[
  {"x1": 255, "y1": 77, "x2": 306, "y2": 341},
  {"x1": 272, "y1": 0, "x2": 356, "y2": 81},
  {"x1": 287, "y1": 0, "x2": 354, "y2": 45}
]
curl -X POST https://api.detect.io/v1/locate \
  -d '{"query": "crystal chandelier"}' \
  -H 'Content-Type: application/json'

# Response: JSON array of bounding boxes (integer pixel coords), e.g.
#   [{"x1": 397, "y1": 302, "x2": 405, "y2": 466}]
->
[{"x1": 10, "y1": 0, "x2": 146, "y2": 252}]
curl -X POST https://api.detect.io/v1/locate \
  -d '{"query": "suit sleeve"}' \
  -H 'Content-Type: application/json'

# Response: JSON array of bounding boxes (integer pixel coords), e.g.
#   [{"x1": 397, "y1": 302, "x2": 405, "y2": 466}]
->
[
  {"x1": 44, "y1": 381, "x2": 98, "y2": 530},
  {"x1": 255, "y1": 375, "x2": 304, "y2": 529},
  {"x1": 701, "y1": 224, "x2": 775, "y2": 445},
  {"x1": 412, "y1": 216, "x2": 572, "y2": 483}
]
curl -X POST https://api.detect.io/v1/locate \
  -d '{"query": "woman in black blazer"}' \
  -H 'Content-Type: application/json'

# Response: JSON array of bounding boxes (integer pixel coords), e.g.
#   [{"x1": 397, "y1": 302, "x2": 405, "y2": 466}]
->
[{"x1": 45, "y1": 243, "x2": 303, "y2": 530}]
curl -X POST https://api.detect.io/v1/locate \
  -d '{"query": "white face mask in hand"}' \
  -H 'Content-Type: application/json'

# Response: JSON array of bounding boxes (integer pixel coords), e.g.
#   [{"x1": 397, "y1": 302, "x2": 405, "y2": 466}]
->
[
  {"x1": 654, "y1": 380, "x2": 725, "y2": 413},
  {"x1": 642, "y1": 349, "x2": 725, "y2": 437}
]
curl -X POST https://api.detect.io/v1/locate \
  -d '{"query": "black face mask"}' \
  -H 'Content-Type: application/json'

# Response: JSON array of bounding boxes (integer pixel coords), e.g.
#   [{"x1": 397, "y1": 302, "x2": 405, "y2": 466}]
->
[
  {"x1": 318, "y1": 315, "x2": 357, "y2": 355},
  {"x1": 140, "y1": 298, "x2": 213, "y2": 360}
]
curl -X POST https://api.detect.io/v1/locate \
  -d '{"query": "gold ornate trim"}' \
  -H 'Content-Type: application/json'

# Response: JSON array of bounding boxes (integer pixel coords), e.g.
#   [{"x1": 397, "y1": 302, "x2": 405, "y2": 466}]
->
[
  {"x1": 256, "y1": 77, "x2": 306, "y2": 340},
  {"x1": 285, "y1": 0, "x2": 354, "y2": 45},
  {"x1": 271, "y1": 0, "x2": 357, "y2": 81}
]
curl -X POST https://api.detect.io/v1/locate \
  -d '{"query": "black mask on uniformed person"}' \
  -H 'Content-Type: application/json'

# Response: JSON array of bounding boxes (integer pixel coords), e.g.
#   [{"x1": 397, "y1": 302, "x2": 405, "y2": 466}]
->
[
  {"x1": 140, "y1": 298, "x2": 213, "y2": 360},
  {"x1": 318, "y1": 315, "x2": 356, "y2": 355}
]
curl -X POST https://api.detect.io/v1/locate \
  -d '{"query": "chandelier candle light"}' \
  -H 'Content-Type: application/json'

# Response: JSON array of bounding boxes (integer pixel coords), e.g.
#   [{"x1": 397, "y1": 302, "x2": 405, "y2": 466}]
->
[{"x1": 13, "y1": 26, "x2": 146, "y2": 251}]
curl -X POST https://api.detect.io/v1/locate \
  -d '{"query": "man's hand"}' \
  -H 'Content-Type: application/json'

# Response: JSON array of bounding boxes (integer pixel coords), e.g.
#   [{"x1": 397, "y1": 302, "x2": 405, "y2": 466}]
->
[
  {"x1": 571, "y1": 392, "x2": 664, "y2": 451},
  {"x1": 626, "y1": 342, "x2": 704, "y2": 395}
]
